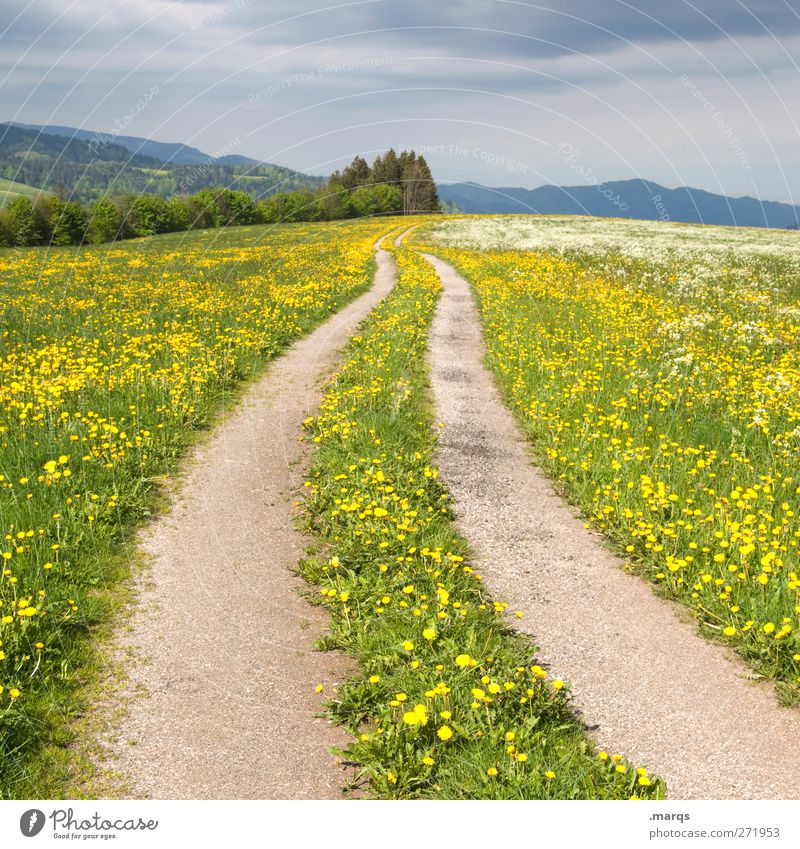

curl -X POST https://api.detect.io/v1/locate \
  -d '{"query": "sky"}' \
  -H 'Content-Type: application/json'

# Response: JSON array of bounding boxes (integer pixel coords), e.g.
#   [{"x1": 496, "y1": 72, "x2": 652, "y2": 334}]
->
[{"x1": 2, "y1": 0, "x2": 799, "y2": 202}]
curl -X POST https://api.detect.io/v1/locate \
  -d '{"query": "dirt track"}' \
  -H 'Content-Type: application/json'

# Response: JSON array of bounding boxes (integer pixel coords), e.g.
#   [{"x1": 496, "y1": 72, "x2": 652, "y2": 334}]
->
[
  {"x1": 104, "y1": 245, "x2": 396, "y2": 799},
  {"x1": 423, "y1": 251, "x2": 800, "y2": 800}
]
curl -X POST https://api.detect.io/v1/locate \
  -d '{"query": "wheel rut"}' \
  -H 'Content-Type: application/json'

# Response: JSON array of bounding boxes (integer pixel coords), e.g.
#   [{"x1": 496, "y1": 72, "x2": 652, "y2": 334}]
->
[{"x1": 103, "y1": 243, "x2": 397, "y2": 799}]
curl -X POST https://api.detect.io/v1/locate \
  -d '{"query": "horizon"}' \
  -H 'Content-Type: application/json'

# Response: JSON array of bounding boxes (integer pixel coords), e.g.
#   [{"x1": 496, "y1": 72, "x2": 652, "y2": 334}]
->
[
  {"x1": 2, "y1": 2, "x2": 798, "y2": 203},
  {"x1": 5, "y1": 117, "x2": 798, "y2": 210}
]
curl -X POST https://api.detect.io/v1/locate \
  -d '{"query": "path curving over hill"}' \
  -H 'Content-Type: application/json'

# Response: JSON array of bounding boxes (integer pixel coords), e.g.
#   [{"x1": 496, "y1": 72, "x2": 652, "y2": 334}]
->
[{"x1": 422, "y1": 250, "x2": 800, "y2": 800}]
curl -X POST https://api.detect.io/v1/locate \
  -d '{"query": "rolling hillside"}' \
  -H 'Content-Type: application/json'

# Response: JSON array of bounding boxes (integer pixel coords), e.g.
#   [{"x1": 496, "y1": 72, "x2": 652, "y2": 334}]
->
[
  {"x1": 14, "y1": 122, "x2": 256, "y2": 166},
  {"x1": 0, "y1": 175, "x2": 49, "y2": 206},
  {"x1": 0, "y1": 123, "x2": 323, "y2": 203}
]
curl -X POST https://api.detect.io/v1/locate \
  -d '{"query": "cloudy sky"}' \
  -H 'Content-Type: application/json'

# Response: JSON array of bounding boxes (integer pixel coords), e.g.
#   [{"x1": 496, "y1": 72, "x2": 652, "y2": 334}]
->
[{"x1": 2, "y1": 0, "x2": 799, "y2": 201}]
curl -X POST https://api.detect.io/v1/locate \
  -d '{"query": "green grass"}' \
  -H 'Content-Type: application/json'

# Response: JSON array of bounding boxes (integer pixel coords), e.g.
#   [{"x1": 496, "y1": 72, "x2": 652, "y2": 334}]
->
[
  {"x1": 299, "y1": 242, "x2": 665, "y2": 799},
  {"x1": 418, "y1": 233, "x2": 800, "y2": 701},
  {"x1": 0, "y1": 177, "x2": 48, "y2": 207}
]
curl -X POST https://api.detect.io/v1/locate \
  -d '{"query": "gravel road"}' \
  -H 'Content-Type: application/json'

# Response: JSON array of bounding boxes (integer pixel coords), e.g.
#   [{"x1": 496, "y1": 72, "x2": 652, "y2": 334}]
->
[{"x1": 102, "y1": 244, "x2": 396, "y2": 799}]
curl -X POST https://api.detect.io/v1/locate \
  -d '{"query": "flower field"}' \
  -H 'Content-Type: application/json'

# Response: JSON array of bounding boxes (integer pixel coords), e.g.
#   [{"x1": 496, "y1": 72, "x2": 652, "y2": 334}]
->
[
  {"x1": 423, "y1": 216, "x2": 800, "y2": 700},
  {"x1": 0, "y1": 219, "x2": 391, "y2": 797},
  {"x1": 6, "y1": 209, "x2": 792, "y2": 801},
  {"x1": 300, "y1": 238, "x2": 663, "y2": 799}
]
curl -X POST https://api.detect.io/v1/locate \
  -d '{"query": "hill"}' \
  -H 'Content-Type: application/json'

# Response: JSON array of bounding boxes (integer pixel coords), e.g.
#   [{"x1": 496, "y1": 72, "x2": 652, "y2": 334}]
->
[
  {"x1": 16, "y1": 122, "x2": 224, "y2": 166},
  {"x1": 437, "y1": 179, "x2": 800, "y2": 229},
  {"x1": 0, "y1": 123, "x2": 323, "y2": 203},
  {"x1": 0, "y1": 175, "x2": 50, "y2": 207}
]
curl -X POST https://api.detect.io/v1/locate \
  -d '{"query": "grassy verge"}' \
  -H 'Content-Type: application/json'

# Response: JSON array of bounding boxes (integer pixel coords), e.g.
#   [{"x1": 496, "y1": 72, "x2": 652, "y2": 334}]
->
[
  {"x1": 300, "y1": 243, "x2": 665, "y2": 799},
  {"x1": 0, "y1": 219, "x2": 395, "y2": 798}
]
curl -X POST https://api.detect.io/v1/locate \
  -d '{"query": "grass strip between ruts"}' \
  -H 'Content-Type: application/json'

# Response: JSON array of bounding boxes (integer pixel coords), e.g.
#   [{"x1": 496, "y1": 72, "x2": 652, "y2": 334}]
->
[{"x1": 300, "y1": 243, "x2": 665, "y2": 799}]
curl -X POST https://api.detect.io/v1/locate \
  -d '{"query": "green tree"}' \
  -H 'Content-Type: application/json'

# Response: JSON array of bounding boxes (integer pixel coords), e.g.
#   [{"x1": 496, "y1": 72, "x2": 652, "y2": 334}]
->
[
  {"x1": 86, "y1": 198, "x2": 122, "y2": 243},
  {"x1": 114, "y1": 195, "x2": 141, "y2": 239},
  {"x1": 414, "y1": 155, "x2": 440, "y2": 211},
  {"x1": 129, "y1": 195, "x2": 171, "y2": 236},
  {"x1": 214, "y1": 189, "x2": 258, "y2": 226},
  {"x1": 350, "y1": 184, "x2": 402, "y2": 218},
  {"x1": 166, "y1": 196, "x2": 191, "y2": 232},
  {"x1": 258, "y1": 190, "x2": 320, "y2": 223},
  {"x1": 229, "y1": 190, "x2": 258, "y2": 225},
  {"x1": 188, "y1": 188, "x2": 222, "y2": 229},
  {"x1": 0, "y1": 210, "x2": 11, "y2": 246},
  {"x1": 350, "y1": 186, "x2": 381, "y2": 218},
  {"x1": 339, "y1": 155, "x2": 371, "y2": 190},
  {"x1": 32, "y1": 196, "x2": 53, "y2": 242},
  {"x1": 4, "y1": 196, "x2": 39, "y2": 245},
  {"x1": 400, "y1": 155, "x2": 440, "y2": 214},
  {"x1": 316, "y1": 181, "x2": 353, "y2": 220},
  {"x1": 288, "y1": 189, "x2": 321, "y2": 221},
  {"x1": 45, "y1": 197, "x2": 88, "y2": 245},
  {"x1": 398, "y1": 149, "x2": 416, "y2": 174},
  {"x1": 371, "y1": 183, "x2": 403, "y2": 214},
  {"x1": 370, "y1": 149, "x2": 402, "y2": 188}
]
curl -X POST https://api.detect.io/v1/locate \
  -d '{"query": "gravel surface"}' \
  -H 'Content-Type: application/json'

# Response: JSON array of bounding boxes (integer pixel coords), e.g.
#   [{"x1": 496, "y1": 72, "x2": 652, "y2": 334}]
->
[
  {"x1": 101, "y1": 244, "x2": 397, "y2": 799},
  {"x1": 423, "y1": 251, "x2": 800, "y2": 800}
]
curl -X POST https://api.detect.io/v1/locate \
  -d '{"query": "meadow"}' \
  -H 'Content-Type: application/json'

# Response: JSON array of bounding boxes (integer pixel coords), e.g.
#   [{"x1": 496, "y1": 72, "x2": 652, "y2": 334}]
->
[
  {"x1": 0, "y1": 218, "x2": 391, "y2": 796},
  {"x1": 4, "y1": 209, "x2": 795, "y2": 801},
  {"x1": 422, "y1": 215, "x2": 800, "y2": 701},
  {"x1": 0, "y1": 177, "x2": 46, "y2": 207},
  {"x1": 301, "y1": 237, "x2": 662, "y2": 798}
]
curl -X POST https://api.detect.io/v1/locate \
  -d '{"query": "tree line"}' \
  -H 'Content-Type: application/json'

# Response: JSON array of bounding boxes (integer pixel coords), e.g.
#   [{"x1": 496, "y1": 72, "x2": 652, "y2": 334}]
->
[{"x1": 0, "y1": 150, "x2": 440, "y2": 247}]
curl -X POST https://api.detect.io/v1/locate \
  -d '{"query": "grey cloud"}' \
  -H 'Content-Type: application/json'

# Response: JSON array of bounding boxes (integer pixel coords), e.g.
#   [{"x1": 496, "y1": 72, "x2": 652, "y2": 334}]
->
[
  {"x1": 226, "y1": 1, "x2": 800, "y2": 57},
  {"x1": 7, "y1": 1, "x2": 800, "y2": 62},
  {"x1": 1, "y1": 0, "x2": 799, "y2": 203}
]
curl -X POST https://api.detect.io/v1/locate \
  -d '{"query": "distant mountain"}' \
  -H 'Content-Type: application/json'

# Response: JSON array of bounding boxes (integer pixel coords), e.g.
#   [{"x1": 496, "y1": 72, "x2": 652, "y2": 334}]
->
[
  {"x1": 16, "y1": 122, "x2": 228, "y2": 166},
  {"x1": 1, "y1": 122, "x2": 161, "y2": 167},
  {"x1": 216, "y1": 154, "x2": 262, "y2": 166},
  {"x1": 1, "y1": 122, "x2": 324, "y2": 203},
  {"x1": 437, "y1": 179, "x2": 800, "y2": 229}
]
